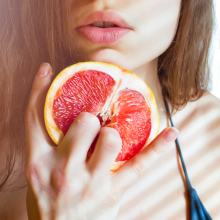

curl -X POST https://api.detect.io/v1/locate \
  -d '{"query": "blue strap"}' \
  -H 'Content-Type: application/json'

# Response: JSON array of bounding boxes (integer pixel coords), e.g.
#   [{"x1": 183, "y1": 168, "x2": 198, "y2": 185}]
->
[{"x1": 162, "y1": 89, "x2": 212, "y2": 220}]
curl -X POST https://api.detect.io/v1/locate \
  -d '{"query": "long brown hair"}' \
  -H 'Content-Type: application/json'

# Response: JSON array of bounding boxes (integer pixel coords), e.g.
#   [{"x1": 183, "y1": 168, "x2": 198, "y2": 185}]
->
[{"x1": 0, "y1": 0, "x2": 215, "y2": 191}]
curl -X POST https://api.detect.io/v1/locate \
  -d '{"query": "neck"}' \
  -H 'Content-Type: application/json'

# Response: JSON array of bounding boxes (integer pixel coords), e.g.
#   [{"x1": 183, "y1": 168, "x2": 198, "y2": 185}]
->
[{"x1": 131, "y1": 58, "x2": 168, "y2": 131}]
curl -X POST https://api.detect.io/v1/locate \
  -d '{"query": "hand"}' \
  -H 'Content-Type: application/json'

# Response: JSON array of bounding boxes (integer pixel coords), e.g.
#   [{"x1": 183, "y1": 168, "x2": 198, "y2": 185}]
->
[{"x1": 25, "y1": 63, "x2": 179, "y2": 220}]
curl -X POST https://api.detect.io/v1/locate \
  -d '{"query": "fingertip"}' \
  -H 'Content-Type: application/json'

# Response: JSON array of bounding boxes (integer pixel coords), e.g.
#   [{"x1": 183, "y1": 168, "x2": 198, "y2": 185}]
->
[
  {"x1": 31, "y1": 63, "x2": 52, "y2": 93},
  {"x1": 37, "y1": 63, "x2": 51, "y2": 77},
  {"x1": 73, "y1": 112, "x2": 101, "y2": 132},
  {"x1": 100, "y1": 127, "x2": 122, "y2": 148},
  {"x1": 150, "y1": 127, "x2": 178, "y2": 155},
  {"x1": 162, "y1": 127, "x2": 179, "y2": 143}
]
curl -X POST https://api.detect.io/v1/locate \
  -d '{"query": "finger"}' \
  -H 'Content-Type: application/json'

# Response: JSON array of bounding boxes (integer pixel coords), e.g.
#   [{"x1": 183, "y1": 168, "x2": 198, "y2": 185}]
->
[
  {"x1": 112, "y1": 127, "x2": 179, "y2": 193},
  {"x1": 87, "y1": 127, "x2": 122, "y2": 177},
  {"x1": 58, "y1": 112, "x2": 101, "y2": 165},
  {"x1": 25, "y1": 63, "x2": 53, "y2": 162}
]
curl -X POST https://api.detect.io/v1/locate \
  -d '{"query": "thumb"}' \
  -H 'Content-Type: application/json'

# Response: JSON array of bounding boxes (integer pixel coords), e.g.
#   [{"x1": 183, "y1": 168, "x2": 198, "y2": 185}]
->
[{"x1": 25, "y1": 63, "x2": 54, "y2": 162}]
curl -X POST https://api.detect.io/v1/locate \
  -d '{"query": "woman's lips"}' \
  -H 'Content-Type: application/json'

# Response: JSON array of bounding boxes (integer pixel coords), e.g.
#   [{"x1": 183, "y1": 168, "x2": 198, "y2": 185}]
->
[{"x1": 76, "y1": 25, "x2": 131, "y2": 44}]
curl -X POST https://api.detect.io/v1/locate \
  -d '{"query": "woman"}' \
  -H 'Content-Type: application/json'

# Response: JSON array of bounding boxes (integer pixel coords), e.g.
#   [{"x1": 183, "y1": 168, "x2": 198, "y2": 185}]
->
[{"x1": 0, "y1": 0, "x2": 219, "y2": 219}]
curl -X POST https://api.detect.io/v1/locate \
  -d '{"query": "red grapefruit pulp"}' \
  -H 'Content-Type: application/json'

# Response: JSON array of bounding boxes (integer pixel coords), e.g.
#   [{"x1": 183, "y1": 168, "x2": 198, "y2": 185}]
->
[{"x1": 44, "y1": 62, "x2": 160, "y2": 171}]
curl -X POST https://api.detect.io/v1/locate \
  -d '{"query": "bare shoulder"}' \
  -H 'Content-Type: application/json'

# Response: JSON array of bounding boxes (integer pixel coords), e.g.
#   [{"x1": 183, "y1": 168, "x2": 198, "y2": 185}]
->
[
  {"x1": 172, "y1": 91, "x2": 220, "y2": 219},
  {"x1": 173, "y1": 90, "x2": 220, "y2": 157},
  {"x1": 194, "y1": 91, "x2": 220, "y2": 136},
  {"x1": 196, "y1": 91, "x2": 220, "y2": 114},
  {"x1": 174, "y1": 90, "x2": 220, "y2": 133}
]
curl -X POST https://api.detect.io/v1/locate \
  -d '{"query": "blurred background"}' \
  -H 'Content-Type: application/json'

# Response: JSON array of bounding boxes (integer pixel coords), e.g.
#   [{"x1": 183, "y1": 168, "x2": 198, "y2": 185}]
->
[{"x1": 210, "y1": 0, "x2": 220, "y2": 98}]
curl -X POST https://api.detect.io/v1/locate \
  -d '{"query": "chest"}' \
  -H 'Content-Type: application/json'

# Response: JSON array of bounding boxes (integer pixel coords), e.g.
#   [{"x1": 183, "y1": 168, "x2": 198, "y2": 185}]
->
[{"x1": 116, "y1": 109, "x2": 220, "y2": 220}]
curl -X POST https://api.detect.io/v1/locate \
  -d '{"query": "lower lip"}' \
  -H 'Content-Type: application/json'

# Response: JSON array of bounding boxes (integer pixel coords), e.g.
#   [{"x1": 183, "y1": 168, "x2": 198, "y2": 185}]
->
[{"x1": 76, "y1": 25, "x2": 130, "y2": 44}]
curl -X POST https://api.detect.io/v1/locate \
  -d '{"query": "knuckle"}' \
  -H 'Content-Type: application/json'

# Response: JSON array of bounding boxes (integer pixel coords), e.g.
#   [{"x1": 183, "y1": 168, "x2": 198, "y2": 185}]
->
[
  {"x1": 31, "y1": 84, "x2": 39, "y2": 93},
  {"x1": 25, "y1": 108, "x2": 38, "y2": 127},
  {"x1": 51, "y1": 169, "x2": 69, "y2": 193},
  {"x1": 25, "y1": 163, "x2": 45, "y2": 186},
  {"x1": 131, "y1": 157, "x2": 146, "y2": 177},
  {"x1": 75, "y1": 112, "x2": 100, "y2": 130},
  {"x1": 103, "y1": 188, "x2": 119, "y2": 208},
  {"x1": 51, "y1": 169, "x2": 82, "y2": 197},
  {"x1": 152, "y1": 143, "x2": 166, "y2": 154},
  {"x1": 30, "y1": 81, "x2": 42, "y2": 95}
]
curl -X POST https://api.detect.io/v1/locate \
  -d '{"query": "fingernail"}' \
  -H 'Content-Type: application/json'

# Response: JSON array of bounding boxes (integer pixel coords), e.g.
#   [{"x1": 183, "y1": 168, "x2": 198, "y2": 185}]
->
[
  {"x1": 38, "y1": 63, "x2": 50, "y2": 77},
  {"x1": 163, "y1": 127, "x2": 179, "y2": 143}
]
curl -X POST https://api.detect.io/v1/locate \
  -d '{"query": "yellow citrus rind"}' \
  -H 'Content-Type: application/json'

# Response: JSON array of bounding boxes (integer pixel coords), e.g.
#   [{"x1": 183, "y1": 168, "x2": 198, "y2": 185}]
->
[{"x1": 44, "y1": 61, "x2": 160, "y2": 171}]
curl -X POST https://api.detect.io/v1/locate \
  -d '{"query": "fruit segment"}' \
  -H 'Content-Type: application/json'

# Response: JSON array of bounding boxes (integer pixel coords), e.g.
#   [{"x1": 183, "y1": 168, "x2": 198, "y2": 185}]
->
[
  {"x1": 111, "y1": 89, "x2": 151, "y2": 161},
  {"x1": 52, "y1": 70, "x2": 116, "y2": 135}
]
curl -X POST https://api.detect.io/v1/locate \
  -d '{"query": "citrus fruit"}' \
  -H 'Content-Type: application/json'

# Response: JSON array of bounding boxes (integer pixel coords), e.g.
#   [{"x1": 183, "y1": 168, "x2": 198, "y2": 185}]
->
[{"x1": 44, "y1": 61, "x2": 160, "y2": 171}]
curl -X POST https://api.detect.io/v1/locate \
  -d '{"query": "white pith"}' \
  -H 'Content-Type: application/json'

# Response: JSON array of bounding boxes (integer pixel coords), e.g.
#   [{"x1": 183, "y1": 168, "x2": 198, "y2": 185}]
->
[{"x1": 45, "y1": 62, "x2": 160, "y2": 172}]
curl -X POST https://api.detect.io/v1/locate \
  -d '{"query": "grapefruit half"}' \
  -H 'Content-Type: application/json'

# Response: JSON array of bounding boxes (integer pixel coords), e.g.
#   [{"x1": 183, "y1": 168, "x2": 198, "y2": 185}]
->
[{"x1": 44, "y1": 62, "x2": 160, "y2": 171}]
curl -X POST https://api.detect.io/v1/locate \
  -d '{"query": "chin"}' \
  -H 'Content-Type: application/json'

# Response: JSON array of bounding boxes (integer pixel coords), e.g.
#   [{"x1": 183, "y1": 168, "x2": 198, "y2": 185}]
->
[{"x1": 88, "y1": 48, "x2": 125, "y2": 67}]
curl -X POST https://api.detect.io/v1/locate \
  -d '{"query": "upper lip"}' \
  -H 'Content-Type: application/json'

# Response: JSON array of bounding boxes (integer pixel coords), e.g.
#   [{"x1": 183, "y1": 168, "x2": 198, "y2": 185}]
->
[{"x1": 77, "y1": 10, "x2": 131, "y2": 29}]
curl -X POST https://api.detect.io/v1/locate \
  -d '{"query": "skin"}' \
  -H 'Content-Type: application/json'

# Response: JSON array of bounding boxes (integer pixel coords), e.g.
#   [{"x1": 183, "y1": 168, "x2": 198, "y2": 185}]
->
[
  {"x1": 24, "y1": 65, "x2": 178, "y2": 219},
  {"x1": 71, "y1": 0, "x2": 181, "y2": 135},
  {"x1": 1, "y1": 0, "x2": 220, "y2": 219}
]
